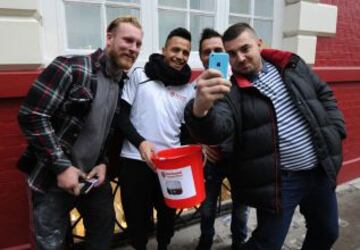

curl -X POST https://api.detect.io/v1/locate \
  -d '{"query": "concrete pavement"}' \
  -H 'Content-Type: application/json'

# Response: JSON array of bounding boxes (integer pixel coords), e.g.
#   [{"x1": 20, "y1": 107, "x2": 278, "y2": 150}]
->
[{"x1": 114, "y1": 178, "x2": 360, "y2": 250}]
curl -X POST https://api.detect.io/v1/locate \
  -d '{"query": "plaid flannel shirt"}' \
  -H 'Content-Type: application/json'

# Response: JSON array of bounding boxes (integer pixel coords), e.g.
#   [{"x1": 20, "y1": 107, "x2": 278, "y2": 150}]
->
[{"x1": 17, "y1": 49, "x2": 122, "y2": 192}]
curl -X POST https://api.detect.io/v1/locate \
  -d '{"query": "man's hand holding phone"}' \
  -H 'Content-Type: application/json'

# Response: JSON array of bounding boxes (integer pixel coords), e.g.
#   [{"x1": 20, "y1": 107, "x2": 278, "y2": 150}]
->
[
  {"x1": 57, "y1": 166, "x2": 84, "y2": 196},
  {"x1": 86, "y1": 163, "x2": 106, "y2": 186},
  {"x1": 79, "y1": 163, "x2": 106, "y2": 195},
  {"x1": 79, "y1": 176, "x2": 99, "y2": 195},
  {"x1": 57, "y1": 164, "x2": 105, "y2": 196},
  {"x1": 208, "y1": 52, "x2": 229, "y2": 79},
  {"x1": 193, "y1": 52, "x2": 231, "y2": 118}
]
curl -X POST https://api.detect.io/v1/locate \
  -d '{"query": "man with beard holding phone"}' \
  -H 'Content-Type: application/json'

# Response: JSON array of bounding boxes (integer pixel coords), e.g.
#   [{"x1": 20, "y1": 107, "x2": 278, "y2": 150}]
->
[{"x1": 17, "y1": 16, "x2": 143, "y2": 250}]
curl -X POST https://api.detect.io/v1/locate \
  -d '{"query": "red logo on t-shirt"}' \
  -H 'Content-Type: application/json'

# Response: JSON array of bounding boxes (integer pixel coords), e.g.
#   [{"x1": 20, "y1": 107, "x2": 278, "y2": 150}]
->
[{"x1": 170, "y1": 91, "x2": 186, "y2": 102}]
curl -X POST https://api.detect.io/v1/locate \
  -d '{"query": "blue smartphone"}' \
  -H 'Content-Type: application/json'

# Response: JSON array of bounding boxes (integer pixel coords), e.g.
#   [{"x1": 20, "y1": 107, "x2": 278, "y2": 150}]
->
[{"x1": 208, "y1": 52, "x2": 229, "y2": 78}]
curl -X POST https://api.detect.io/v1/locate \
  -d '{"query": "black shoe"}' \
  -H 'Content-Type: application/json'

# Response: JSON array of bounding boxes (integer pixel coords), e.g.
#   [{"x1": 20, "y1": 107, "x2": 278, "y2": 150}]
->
[
  {"x1": 158, "y1": 242, "x2": 168, "y2": 250},
  {"x1": 231, "y1": 240, "x2": 245, "y2": 250},
  {"x1": 134, "y1": 246, "x2": 146, "y2": 250},
  {"x1": 196, "y1": 238, "x2": 213, "y2": 250}
]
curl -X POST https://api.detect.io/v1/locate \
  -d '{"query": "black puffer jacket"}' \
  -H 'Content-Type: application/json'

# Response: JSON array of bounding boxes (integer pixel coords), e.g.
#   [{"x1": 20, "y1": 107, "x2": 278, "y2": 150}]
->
[{"x1": 185, "y1": 49, "x2": 346, "y2": 212}]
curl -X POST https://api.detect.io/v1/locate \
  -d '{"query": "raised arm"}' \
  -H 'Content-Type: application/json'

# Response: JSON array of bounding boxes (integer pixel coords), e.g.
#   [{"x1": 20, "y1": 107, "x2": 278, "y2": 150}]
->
[{"x1": 185, "y1": 69, "x2": 234, "y2": 145}]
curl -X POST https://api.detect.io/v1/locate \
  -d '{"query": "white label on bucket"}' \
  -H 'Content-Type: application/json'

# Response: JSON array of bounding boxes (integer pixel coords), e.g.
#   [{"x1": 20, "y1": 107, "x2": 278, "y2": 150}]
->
[{"x1": 157, "y1": 166, "x2": 196, "y2": 200}]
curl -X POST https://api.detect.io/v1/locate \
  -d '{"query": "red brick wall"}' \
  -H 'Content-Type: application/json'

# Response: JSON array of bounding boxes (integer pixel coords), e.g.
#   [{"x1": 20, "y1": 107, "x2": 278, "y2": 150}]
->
[
  {"x1": 0, "y1": 98, "x2": 32, "y2": 249},
  {"x1": 328, "y1": 83, "x2": 360, "y2": 183},
  {"x1": 314, "y1": 0, "x2": 360, "y2": 183},
  {"x1": 316, "y1": 0, "x2": 360, "y2": 67},
  {"x1": 0, "y1": 71, "x2": 37, "y2": 249}
]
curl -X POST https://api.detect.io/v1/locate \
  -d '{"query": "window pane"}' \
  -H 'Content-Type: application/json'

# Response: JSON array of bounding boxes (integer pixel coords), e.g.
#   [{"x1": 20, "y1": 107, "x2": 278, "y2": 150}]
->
[
  {"x1": 65, "y1": 3, "x2": 102, "y2": 49},
  {"x1": 106, "y1": 6, "x2": 140, "y2": 26},
  {"x1": 254, "y1": 0, "x2": 273, "y2": 17},
  {"x1": 229, "y1": 16, "x2": 250, "y2": 26},
  {"x1": 190, "y1": 14, "x2": 214, "y2": 51},
  {"x1": 107, "y1": 0, "x2": 140, "y2": 3},
  {"x1": 230, "y1": 0, "x2": 250, "y2": 14},
  {"x1": 254, "y1": 19, "x2": 273, "y2": 47},
  {"x1": 191, "y1": 0, "x2": 215, "y2": 11},
  {"x1": 158, "y1": 0, "x2": 186, "y2": 8},
  {"x1": 158, "y1": 10, "x2": 186, "y2": 49}
]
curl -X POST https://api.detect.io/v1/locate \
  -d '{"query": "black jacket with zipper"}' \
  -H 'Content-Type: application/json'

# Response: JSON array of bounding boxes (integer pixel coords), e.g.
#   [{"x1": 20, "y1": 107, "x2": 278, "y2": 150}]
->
[{"x1": 185, "y1": 49, "x2": 346, "y2": 212}]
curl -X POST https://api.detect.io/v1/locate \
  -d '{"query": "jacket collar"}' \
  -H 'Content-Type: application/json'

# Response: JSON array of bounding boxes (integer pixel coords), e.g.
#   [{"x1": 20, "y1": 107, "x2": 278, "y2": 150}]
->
[
  {"x1": 91, "y1": 48, "x2": 107, "y2": 74},
  {"x1": 233, "y1": 49, "x2": 294, "y2": 88},
  {"x1": 261, "y1": 49, "x2": 293, "y2": 70}
]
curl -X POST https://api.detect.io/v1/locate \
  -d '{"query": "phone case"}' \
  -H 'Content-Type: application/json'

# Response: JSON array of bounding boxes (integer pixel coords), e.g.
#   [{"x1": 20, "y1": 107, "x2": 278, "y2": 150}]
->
[{"x1": 209, "y1": 52, "x2": 229, "y2": 79}]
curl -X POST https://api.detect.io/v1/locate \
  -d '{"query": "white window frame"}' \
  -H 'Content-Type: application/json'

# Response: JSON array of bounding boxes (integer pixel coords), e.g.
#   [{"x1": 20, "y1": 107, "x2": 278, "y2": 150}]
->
[
  {"x1": 156, "y1": 0, "x2": 217, "y2": 69},
  {"x1": 227, "y1": 0, "x2": 283, "y2": 49},
  {"x1": 60, "y1": 0, "x2": 141, "y2": 53},
  {"x1": 40, "y1": 0, "x2": 284, "y2": 69}
]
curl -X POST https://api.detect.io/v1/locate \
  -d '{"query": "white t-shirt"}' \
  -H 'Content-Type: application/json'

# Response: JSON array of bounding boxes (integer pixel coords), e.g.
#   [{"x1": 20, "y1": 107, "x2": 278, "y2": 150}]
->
[{"x1": 120, "y1": 68, "x2": 196, "y2": 160}]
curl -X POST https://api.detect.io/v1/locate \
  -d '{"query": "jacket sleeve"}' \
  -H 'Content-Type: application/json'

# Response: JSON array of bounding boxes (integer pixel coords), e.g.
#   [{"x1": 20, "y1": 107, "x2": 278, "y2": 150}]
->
[
  {"x1": 184, "y1": 98, "x2": 235, "y2": 145},
  {"x1": 17, "y1": 57, "x2": 73, "y2": 174},
  {"x1": 180, "y1": 123, "x2": 194, "y2": 145},
  {"x1": 303, "y1": 61, "x2": 347, "y2": 139}
]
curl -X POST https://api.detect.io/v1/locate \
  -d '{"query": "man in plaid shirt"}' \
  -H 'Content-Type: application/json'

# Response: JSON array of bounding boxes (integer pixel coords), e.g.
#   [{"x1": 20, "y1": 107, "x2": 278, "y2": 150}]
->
[{"x1": 17, "y1": 16, "x2": 143, "y2": 250}]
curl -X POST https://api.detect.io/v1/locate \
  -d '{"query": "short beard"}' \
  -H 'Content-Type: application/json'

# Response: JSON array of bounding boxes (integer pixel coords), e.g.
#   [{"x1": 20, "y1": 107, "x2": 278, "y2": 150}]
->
[{"x1": 108, "y1": 51, "x2": 123, "y2": 69}]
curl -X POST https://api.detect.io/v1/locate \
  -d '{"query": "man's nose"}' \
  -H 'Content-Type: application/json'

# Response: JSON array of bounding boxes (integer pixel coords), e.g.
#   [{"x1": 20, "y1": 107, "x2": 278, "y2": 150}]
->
[
  {"x1": 175, "y1": 52, "x2": 184, "y2": 60},
  {"x1": 129, "y1": 42, "x2": 139, "y2": 52},
  {"x1": 236, "y1": 52, "x2": 246, "y2": 62}
]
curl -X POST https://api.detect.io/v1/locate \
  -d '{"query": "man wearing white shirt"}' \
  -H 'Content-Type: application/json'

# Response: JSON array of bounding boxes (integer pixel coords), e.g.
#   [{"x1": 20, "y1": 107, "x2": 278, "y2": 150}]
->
[{"x1": 117, "y1": 27, "x2": 195, "y2": 250}]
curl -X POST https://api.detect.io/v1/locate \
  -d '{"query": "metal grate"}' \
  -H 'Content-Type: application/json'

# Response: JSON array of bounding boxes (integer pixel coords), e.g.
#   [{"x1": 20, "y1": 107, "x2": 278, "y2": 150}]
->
[{"x1": 68, "y1": 178, "x2": 233, "y2": 248}]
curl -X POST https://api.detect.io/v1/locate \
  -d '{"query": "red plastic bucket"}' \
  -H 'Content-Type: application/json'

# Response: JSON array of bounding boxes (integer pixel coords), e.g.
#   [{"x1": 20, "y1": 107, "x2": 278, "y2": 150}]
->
[{"x1": 152, "y1": 145, "x2": 205, "y2": 209}]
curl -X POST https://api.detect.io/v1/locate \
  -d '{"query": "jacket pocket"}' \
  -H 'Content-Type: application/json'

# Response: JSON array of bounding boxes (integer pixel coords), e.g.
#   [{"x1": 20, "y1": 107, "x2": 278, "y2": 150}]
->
[
  {"x1": 323, "y1": 125, "x2": 341, "y2": 154},
  {"x1": 62, "y1": 85, "x2": 94, "y2": 116}
]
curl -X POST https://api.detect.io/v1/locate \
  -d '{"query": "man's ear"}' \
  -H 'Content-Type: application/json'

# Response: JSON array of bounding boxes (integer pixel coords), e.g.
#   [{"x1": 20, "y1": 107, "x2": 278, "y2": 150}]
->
[
  {"x1": 257, "y1": 38, "x2": 264, "y2": 49},
  {"x1": 162, "y1": 46, "x2": 166, "y2": 54},
  {"x1": 106, "y1": 32, "x2": 113, "y2": 47}
]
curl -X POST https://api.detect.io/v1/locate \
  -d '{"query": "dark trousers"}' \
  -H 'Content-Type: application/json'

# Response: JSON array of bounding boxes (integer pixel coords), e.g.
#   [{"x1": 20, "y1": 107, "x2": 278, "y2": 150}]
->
[
  {"x1": 242, "y1": 167, "x2": 339, "y2": 250},
  {"x1": 31, "y1": 180, "x2": 115, "y2": 250},
  {"x1": 200, "y1": 161, "x2": 248, "y2": 244},
  {"x1": 119, "y1": 158, "x2": 176, "y2": 250}
]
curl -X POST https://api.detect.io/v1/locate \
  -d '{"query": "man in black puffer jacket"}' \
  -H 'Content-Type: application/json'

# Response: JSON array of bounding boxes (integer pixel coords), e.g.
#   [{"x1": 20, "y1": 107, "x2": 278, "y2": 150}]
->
[{"x1": 185, "y1": 23, "x2": 346, "y2": 250}]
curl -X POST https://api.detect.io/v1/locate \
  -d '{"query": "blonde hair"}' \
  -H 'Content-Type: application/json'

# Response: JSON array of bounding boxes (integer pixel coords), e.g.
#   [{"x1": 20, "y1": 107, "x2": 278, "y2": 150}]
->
[{"x1": 107, "y1": 15, "x2": 142, "y2": 33}]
